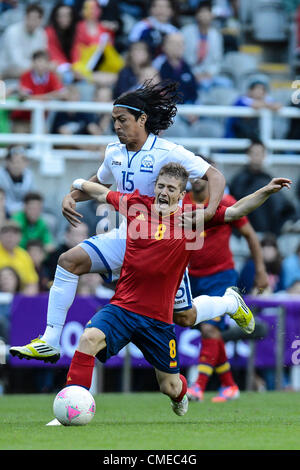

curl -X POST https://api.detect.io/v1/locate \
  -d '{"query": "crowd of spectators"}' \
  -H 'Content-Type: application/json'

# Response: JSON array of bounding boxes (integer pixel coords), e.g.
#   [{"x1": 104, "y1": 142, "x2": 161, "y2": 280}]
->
[{"x1": 0, "y1": 0, "x2": 299, "y2": 140}]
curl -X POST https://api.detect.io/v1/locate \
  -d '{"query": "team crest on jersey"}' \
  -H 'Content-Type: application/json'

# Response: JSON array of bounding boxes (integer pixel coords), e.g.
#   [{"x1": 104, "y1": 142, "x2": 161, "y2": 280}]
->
[{"x1": 140, "y1": 154, "x2": 154, "y2": 173}]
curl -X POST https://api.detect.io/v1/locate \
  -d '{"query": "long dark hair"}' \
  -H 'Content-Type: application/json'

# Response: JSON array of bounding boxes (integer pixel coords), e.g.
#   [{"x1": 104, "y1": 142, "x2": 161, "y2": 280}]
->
[
  {"x1": 114, "y1": 79, "x2": 182, "y2": 135},
  {"x1": 48, "y1": 2, "x2": 78, "y2": 62}
]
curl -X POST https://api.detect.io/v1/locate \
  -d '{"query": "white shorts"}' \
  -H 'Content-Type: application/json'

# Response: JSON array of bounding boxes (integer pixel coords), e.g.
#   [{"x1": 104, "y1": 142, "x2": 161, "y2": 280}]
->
[{"x1": 79, "y1": 221, "x2": 193, "y2": 311}]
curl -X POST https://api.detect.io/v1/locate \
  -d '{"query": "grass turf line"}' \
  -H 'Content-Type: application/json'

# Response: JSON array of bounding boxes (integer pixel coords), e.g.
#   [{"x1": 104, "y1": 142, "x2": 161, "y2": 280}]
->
[{"x1": 0, "y1": 391, "x2": 300, "y2": 450}]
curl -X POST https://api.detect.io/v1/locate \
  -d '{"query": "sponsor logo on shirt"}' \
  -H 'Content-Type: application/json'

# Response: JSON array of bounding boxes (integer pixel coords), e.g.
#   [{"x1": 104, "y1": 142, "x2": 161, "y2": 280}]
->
[
  {"x1": 140, "y1": 154, "x2": 154, "y2": 173},
  {"x1": 111, "y1": 159, "x2": 122, "y2": 166}
]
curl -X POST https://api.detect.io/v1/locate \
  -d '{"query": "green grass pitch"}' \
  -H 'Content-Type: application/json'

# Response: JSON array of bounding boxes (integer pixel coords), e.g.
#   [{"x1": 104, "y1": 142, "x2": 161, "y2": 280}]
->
[{"x1": 0, "y1": 391, "x2": 300, "y2": 450}]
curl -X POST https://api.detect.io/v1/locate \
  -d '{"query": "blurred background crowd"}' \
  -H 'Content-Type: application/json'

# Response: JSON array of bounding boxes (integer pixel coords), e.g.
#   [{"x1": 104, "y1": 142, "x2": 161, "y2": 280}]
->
[{"x1": 0, "y1": 0, "x2": 300, "y2": 394}]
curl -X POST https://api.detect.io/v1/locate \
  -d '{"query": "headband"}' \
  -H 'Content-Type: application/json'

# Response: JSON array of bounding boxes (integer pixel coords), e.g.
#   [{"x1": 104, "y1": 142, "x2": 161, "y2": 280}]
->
[{"x1": 113, "y1": 104, "x2": 144, "y2": 113}]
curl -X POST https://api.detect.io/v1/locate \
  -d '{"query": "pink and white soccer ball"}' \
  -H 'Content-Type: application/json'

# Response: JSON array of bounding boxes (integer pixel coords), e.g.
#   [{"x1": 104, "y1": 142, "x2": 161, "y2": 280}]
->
[{"x1": 53, "y1": 385, "x2": 96, "y2": 426}]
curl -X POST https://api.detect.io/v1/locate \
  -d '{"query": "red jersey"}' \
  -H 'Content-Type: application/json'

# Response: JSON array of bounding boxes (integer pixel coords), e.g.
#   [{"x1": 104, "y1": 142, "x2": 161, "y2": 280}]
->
[
  {"x1": 183, "y1": 192, "x2": 248, "y2": 277},
  {"x1": 106, "y1": 190, "x2": 226, "y2": 324},
  {"x1": 12, "y1": 70, "x2": 64, "y2": 121}
]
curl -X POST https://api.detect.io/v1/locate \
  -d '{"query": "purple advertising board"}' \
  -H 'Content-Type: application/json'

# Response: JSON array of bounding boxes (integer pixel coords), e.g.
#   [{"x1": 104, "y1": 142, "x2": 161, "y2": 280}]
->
[{"x1": 8, "y1": 294, "x2": 300, "y2": 369}]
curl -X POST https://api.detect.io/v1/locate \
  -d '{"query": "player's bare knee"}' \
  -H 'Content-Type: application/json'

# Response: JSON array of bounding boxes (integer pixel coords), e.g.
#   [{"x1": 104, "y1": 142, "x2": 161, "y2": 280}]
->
[
  {"x1": 58, "y1": 248, "x2": 90, "y2": 275},
  {"x1": 78, "y1": 328, "x2": 103, "y2": 355},
  {"x1": 58, "y1": 251, "x2": 78, "y2": 273}
]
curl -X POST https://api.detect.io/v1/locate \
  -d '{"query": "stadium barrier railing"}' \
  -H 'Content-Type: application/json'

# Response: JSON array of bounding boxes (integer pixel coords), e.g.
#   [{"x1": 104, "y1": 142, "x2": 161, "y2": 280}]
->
[{"x1": 0, "y1": 101, "x2": 300, "y2": 176}]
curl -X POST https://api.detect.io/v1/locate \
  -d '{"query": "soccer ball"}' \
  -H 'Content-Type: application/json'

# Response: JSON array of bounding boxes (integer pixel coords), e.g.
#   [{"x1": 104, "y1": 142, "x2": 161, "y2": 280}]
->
[{"x1": 53, "y1": 385, "x2": 96, "y2": 426}]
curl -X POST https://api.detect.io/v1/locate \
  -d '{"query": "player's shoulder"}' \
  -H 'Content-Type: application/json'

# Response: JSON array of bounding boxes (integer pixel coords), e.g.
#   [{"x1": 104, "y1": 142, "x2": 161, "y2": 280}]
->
[
  {"x1": 156, "y1": 136, "x2": 198, "y2": 160},
  {"x1": 106, "y1": 141, "x2": 124, "y2": 152},
  {"x1": 154, "y1": 135, "x2": 179, "y2": 152},
  {"x1": 104, "y1": 141, "x2": 125, "y2": 159}
]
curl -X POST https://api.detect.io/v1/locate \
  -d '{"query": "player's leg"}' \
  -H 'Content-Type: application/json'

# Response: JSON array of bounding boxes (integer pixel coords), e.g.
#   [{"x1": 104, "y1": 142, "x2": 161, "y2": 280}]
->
[
  {"x1": 9, "y1": 245, "x2": 92, "y2": 362},
  {"x1": 172, "y1": 268, "x2": 241, "y2": 326},
  {"x1": 66, "y1": 327, "x2": 106, "y2": 389},
  {"x1": 187, "y1": 322, "x2": 239, "y2": 402},
  {"x1": 173, "y1": 294, "x2": 238, "y2": 327},
  {"x1": 186, "y1": 322, "x2": 219, "y2": 402},
  {"x1": 133, "y1": 316, "x2": 188, "y2": 416},
  {"x1": 66, "y1": 304, "x2": 135, "y2": 390},
  {"x1": 187, "y1": 271, "x2": 240, "y2": 402},
  {"x1": 211, "y1": 332, "x2": 240, "y2": 402},
  {"x1": 155, "y1": 369, "x2": 188, "y2": 416},
  {"x1": 10, "y1": 228, "x2": 126, "y2": 362},
  {"x1": 173, "y1": 288, "x2": 255, "y2": 334},
  {"x1": 41, "y1": 246, "x2": 92, "y2": 345}
]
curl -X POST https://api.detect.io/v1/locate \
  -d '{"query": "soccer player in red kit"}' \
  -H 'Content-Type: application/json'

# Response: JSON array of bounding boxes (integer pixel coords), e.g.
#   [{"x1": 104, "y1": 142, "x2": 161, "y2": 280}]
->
[
  {"x1": 55, "y1": 163, "x2": 290, "y2": 420},
  {"x1": 183, "y1": 176, "x2": 269, "y2": 402}
]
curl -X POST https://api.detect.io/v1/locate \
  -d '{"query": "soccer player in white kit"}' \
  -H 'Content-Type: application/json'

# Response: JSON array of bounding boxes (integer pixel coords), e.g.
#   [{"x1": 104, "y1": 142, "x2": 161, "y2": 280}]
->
[{"x1": 10, "y1": 80, "x2": 246, "y2": 363}]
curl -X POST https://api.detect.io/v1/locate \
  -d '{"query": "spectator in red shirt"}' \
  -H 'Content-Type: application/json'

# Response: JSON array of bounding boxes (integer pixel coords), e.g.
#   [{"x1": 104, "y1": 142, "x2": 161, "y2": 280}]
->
[
  {"x1": 184, "y1": 168, "x2": 269, "y2": 403},
  {"x1": 12, "y1": 50, "x2": 68, "y2": 132},
  {"x1": 46, "y1": 2, "x2": 79, "y2": 83}
]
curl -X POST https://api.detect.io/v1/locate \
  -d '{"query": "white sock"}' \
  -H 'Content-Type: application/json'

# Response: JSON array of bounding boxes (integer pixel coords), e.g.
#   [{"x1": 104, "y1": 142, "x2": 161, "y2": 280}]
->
[
  {"x1": 193, "y1": 294, "x2": 238, "y2": 326},
  {"x1": 41, "y1": 265, "x2": 79, "y2": 348}
]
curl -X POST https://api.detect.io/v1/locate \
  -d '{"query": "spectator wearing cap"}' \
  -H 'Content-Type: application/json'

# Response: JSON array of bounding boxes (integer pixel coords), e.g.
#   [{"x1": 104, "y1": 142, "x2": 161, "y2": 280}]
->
[
  {"x1": 225, "y1": 79, "x2": 282, "y2": 139},
  {"x1": 0, "y1": 221, "x2": 39, "y2": 295},
  {"x1": 0, "y1": 146, "x2": 36, "y2": 216},
  {"x1": 12, "y1": 192, "x2": 54, "y2": 253},
  {"x1": 0, "y1": 3, "x2": 47, "y2": 79}
]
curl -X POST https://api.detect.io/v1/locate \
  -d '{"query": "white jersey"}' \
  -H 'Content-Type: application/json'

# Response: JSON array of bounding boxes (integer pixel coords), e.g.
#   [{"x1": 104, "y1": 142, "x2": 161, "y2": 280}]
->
[{"x1": 97, "y1": 133, "x2": 210, "y2": 196}]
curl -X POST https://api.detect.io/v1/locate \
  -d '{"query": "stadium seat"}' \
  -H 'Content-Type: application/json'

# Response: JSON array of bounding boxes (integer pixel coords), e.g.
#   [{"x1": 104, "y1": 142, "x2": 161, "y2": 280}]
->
[
  {"x1": 203, "y1": 87, "x2": 240, "y2": 106},
  {"x1": 251, "y1": 0, "x2": 288, "y2": 42},
  {"x1": 221, "y1": 52, "x2": 260, "y2": 86}
]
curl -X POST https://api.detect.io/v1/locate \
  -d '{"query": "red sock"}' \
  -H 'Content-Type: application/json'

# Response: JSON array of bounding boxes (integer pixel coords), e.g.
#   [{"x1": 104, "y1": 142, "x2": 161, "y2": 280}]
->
[
  {"x1": 173, "y1": 374, "x2": 187, "y2": 402},
  {"x1": 215, "y1": 338, "x2": 236, "y2": 388},
  {"x1": 66, "y1": 350, "x2": 95, "y2": 390},
  {"x1": 196, "y1": 338, "x2": 219, "y2": 391}
]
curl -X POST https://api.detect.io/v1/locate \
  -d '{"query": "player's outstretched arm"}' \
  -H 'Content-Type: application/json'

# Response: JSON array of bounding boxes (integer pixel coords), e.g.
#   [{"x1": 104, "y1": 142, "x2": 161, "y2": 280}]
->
[
  {"x1": 71, "y1": 179, "x2": 111, "y2": 204},
  {"x1": 224, "y1": 178, "x2": 292, "y2": 222}
]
